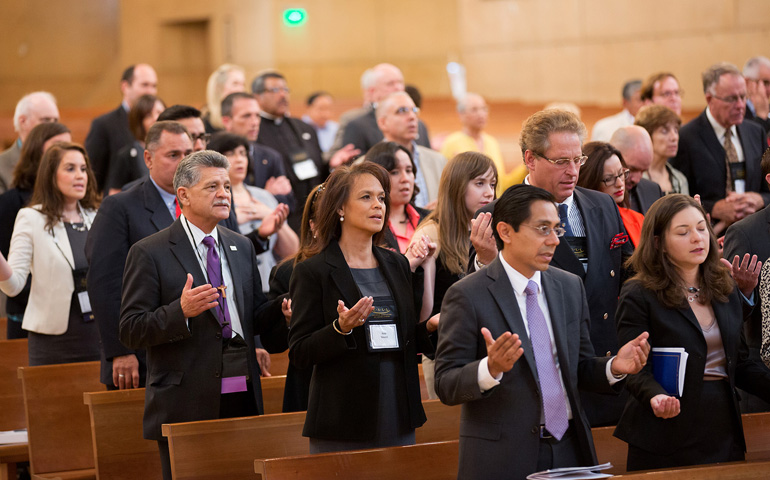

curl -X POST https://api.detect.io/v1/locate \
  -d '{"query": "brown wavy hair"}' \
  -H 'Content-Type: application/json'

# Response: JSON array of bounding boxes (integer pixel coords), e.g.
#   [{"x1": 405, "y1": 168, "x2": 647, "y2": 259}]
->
[
  {"x1": 12, "y1": 122, "x2": 71, "y2": 191},
  {"x1": 30, "y1": 142, "x2": 101, "y2": 231},
  {"x1": 628, "y1": 194, "x2": 733, "y2": 308},
  {"x1": 578, "y1": 141, "x2": 629, "y2": 208},
  {"x1": 298, "y1": 162, "x2": 391, "y2": 261},
  {"x1": 424, "y1": 151, "x2": 497, "y2": 275}
]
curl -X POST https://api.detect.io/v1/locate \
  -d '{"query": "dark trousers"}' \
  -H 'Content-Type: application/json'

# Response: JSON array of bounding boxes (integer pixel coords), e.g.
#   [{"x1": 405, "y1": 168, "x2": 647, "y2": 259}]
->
[
  {"x1": 157, "y1": 381, "x2": 259, "y2": 480},
  {"x1": 536, "y1": 422, "x2": 582, "y2": 472}
]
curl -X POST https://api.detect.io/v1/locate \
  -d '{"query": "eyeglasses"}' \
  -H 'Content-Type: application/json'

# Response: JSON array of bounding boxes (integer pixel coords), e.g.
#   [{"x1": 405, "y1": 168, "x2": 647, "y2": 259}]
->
[
  {"x1": 601, "y1": 169, "x2": 630, "y2": 187},
  {"x1": 535, "y1": 153, "x2": 588, "y2": 168},
  {"x1": 190, "y1": 133, "x2": 211, "y2": 144},
  {"x1": 656, "y1": 89, "x2": 683, "y2": 99},
  {"x1": 712, "y1": 93, "x2": 747, "y2": 104},
  {"x1": 394, "y1": 106, "x2": 420, "y2": 115},
  {"x1": 264, "y1": 87, "x2": 290, "y2": 94},
  {"x1": 522, "y1": 224, "x2": 566, "y2": 238}
]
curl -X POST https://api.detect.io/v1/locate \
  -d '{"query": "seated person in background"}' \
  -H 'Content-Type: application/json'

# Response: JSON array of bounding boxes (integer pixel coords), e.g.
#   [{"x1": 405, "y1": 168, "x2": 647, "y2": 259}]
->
[
  {"x1": 615, "y1": 194, "x2": 768, "y2": 471},
  {"x1": 202, "y1": 63, "x2": 246, "y2": 133},
  {"x1": 591, "y1": 79, "x2": 643, "y2": 142},
  {"x1": 364, "y1": 141, "x2": 429, "y2": 253},
  {"x1": 634, "y1": 105, "x2": 688, "y2": 195},
  {"x1": 106, "y1": 94, "x2": 165, "y2": 194},
  {"x1": 208, "y1": 132, "x2": 298, "y2": 291},
  {"x1": 578, "y1": 142, "x2": 644, "y2": 247}
]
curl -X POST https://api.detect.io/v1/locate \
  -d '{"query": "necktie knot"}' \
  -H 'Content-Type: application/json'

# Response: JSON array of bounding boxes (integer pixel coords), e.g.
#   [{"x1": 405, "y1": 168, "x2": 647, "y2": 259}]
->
[
  {"x1": 725, "y1": 128, "x2": 732, "y2": 141},
  {"x1": 525, "y1": 280, "x2": 538, "y2": 297},
  {"x1": 202, "y1": 235, "x2": 216, "y2": 250}
]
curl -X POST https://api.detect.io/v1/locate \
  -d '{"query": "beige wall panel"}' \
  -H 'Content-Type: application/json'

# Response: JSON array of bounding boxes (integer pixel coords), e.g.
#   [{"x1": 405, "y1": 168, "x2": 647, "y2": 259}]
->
[{"x1": 736, "y1": 0, "x2": 770, "y2": 28}]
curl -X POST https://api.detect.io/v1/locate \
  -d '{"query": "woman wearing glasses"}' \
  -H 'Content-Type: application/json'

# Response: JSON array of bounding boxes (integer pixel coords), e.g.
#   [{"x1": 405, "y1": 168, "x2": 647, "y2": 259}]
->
[
  {"x1": 578, "y1": 142, "x2": 644, "y2": 247},
  {"x1": 634, "y1": 105, "x2": 688, "y2": 195}
]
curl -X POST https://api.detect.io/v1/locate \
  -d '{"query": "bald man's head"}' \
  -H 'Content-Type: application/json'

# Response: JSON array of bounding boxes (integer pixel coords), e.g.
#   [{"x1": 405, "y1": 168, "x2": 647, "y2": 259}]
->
[
  {"x1": 610, "y1": 126, "x2": 653, "y2": 190},
  {"x1": 369, "y1": 63, "x2": 405, "y2": 104}
]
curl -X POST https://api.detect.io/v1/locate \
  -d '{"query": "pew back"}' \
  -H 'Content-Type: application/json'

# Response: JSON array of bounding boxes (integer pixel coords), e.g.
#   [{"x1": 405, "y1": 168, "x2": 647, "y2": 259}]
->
[{"x1": 0, "y1": 339, "x2": 28, "y2": 431}]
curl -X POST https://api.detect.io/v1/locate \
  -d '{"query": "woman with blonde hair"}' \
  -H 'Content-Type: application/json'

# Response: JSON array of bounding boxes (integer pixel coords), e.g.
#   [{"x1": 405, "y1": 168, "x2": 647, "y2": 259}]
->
[{"x1": 202, "y1": 64, "x2": 246, "y2": 132}]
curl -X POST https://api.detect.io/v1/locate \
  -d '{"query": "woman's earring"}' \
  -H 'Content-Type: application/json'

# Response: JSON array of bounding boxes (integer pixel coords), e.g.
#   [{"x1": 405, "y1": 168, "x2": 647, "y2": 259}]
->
[{"x1": 340, "y1": 215, "x2": 344, "y2": 222}]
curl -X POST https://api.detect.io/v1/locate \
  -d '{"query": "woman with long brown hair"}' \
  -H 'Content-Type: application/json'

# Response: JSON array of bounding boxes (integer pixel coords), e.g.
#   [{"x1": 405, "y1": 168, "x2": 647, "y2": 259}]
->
[
  {"x1": 288, "y1": 162, "x2": 436, "y2": 452},
  {"x1": 614, "y1": 194, "x2": 769, "y2": 470},
  {"x1": 0, "y1": 142, "x2": 101, "y2": 365}
]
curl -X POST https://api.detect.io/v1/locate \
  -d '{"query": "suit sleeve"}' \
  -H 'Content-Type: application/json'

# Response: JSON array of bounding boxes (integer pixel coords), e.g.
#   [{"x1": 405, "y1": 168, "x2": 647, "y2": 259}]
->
[
  {"x1": 86, "y1": 196, "x2": 138, "y2": 359},
  {"x1": 0, "y1": 209, "x2": 34, "y2": 297},
  {"x1": 119, "y1": 241, "x2": 191, "y2": 349},
  {"x1": 574, "y1": 278, "x2": 616, "y2": 394},
  {"x1": 84, "y1": 118, "x2": 110, "y2": 191}
]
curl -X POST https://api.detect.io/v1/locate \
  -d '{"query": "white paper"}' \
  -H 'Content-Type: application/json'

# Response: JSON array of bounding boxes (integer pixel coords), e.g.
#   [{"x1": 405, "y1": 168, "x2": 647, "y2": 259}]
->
[
  {"x1": 527, "y1": 462, "x2": 613, "y2": 479},
  {"x1": 0, "y1": 429, "x2": 27, "y2": 445}
]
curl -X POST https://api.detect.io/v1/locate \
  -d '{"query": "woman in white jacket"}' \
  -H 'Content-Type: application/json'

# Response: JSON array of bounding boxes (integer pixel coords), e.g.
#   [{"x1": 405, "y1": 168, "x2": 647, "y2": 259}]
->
[{"x1": 0, "y1": 142, "x2": 101, "y2": 365}]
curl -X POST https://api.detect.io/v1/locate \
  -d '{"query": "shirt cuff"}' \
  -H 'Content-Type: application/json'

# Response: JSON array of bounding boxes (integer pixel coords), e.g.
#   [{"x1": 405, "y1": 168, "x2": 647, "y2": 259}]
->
[
  {"x1": 740, "y1": 290, "x2": 756, "y2": 307},
  {"x1": 606, "y1": 357, "x2": 626, "y2": 385},
  {"x1": 478, "y1": 357, "x2": 502, "y2": 392}
]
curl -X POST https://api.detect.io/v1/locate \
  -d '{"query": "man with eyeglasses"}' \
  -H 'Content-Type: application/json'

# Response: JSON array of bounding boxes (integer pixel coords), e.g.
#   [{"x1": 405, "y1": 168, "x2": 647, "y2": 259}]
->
[
  {"x1": 435, "y1": 184, "x2": 649, "y2": 480},
  {"x1": 742, "y1": 56, "x2": 770, "y2": 135},
  {"x1": 610, "y1": 126, "x2": 663, "y2": 214},
  {"x1": 376, "y1": 91, "x2": 447, "y2": 208},
  {"x1": 471, "y1": 109, "x2": 633, "y2": 427},
  {"x1": 252, "y1": 71, "x2": 358, "y2": 231},
  {"x1": 640, "y1": 72, "x2": 683, "y2": 116},
  {"x1": 672, "y1": 62, "x2": 769, "y2": 231}
]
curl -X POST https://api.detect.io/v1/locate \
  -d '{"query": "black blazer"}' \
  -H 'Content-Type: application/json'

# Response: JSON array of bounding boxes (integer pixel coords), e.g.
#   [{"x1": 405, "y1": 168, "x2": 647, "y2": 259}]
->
[
  {"x1": 744, "y1": 105, "x2": 770, "y2": 136},
  {"x1": 288, "y1": 240, "x2": 432, "y2": 441},
  {"x1": 119, "y1": 220, "x2": 288, "y2": 440},
  {"x1": 86, "y1": 177, "x2": 251, "y2": 386},
  {"x1": 671, "y1": 110, "x2": 769, "y2": 214},
  {"x1": 614, "y1": 280, "x2": 770, "y2": 455},
  {"x1": 628, "y1": 178, "x2": 663, "y2": 215},
  {"x1": 338, "y1": 107, "x2": 431, "y2": 155},
  {"x1": 0, "y1": 188, "x2": 32, "y2": 316},
  {"x1": 85, "y1": 105, "x2": 134, "y2": 191}
]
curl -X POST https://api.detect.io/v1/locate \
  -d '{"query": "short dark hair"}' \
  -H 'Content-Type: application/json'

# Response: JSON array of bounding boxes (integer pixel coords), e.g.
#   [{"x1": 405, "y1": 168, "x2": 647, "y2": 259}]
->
[
  {"x1": 207, "y1": 131, "x2": 250, "y2": 155},
  {"x1": 13, "y1": 122, "x2": 71, "y2": 190},
  {"x1": 121, "y1": 65, "x2": 135, "y2": 83},
  {"x1": 306, "y1": 91, "x2": 331, "y2": 107},
  {"x1": 405, "y1": 85, "x2": 422, "y2": 109},
  {"x1": 762, "y1": 149, "x2": 770, "y2": 180},
  {"x1": 145, "y1": 121, "x2": 190, "y2": 152},
  {"x1": 158, "y1": 105, "x2": 201, "y2": 122},
  {"x1": 251, "y1": 72, "x2": 286, "y2": 94},
  {"x1": 221, "y1": 92, "x2": 255, "y2": 118},
  {"x1": 492, "y1": 185, "x2": 555, "y2": 250}
]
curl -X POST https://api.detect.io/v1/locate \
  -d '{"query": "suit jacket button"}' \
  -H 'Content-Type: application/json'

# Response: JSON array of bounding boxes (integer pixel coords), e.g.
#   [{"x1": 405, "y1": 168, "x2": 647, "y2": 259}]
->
[
  {"x1": 531, "y1": 426, "x2": 538, "y2": 435},
  {"x1": 610, "y1": 270, "x2": 615, "y2": 277},
  {"x1": 215, "y1": 371, "x2": 221, "y2": 378},
  {"x1": 603, "y1": 313, "x2": 608, "y2": 320},
  {"x1": 215, "y1": 333, "x2": 222, "y2": 339}
]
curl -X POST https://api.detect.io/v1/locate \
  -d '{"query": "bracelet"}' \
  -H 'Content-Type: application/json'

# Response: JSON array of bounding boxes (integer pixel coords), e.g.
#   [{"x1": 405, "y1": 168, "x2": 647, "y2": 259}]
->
[
  {"x1": 332, "y1": 318, "x2": 352, "y2": 335},
  {"x1": 474, "y1": 256, "x2": 486, "y2": 270}
]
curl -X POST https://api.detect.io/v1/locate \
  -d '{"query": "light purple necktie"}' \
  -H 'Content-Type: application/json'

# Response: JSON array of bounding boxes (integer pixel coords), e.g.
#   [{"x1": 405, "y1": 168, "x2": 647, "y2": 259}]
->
[
  {"x1": 525, "y1": 280, "x2": 569, "y2": 440},
  {"x1": 202, "y1": 235, "x2": 232, "y2": 338}
]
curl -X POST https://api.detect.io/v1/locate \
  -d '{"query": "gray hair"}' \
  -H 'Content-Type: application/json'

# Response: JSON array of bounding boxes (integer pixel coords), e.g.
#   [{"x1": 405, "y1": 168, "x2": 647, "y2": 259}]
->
[
  {"x1": 622, "y1": 80, "x2": 643, "y2": 101},
  {"x1": 360, "y1": 68, "x2": 376, "y2": 90},
  {"x1": 743, "y1": 56, "x2": 770, "y2": 80},
  {"x1": 702, "y1": 62, "x2": 742, "y2": 95},
  {"x1": 173, "y1": 150, "x2": 230, "y2": 191},
  {"x1": 375, "y1": 91, "x2": 411, "y2": 120},
  {"x1": 13, "y1": 91, "x2": 57, "y2": 132}
]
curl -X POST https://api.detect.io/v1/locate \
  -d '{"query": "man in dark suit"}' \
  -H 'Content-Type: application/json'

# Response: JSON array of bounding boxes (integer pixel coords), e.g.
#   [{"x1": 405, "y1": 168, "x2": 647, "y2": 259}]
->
[
  {"x1": 671, "y1": 62, "x2": 769, "y2": 229},
  {"x1": 610, "y1": 125, "x2": 663, "y2": 214},
  {"x1": 252, "y1": 72, "x2": 358, "y2": 231},
  {"x1": 119, "y1": 150, "x2": 288, "y2": 480},
  {"x1": 85, "y1": 63, "x2": 158, "y2": 191},
  {"x1": 471, "y1": 109, "x2": 634, "y2": 426},
  {"x1": 87, "y1": 121, "x2": 287, "y2": 390},
  {"x1": 435, "y1": 184, "x2": 649, "y2": 480},
  {"x1": 722, "y1": 149, "x2": 770, "y2": 413},
  {"x1": 742, "y1": 56, "x2": 770, "y2": 135}
]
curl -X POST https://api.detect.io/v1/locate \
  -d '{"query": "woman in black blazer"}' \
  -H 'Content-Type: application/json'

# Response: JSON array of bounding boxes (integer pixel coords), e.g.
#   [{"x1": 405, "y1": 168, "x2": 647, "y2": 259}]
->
[
  {"x1": 614, "y1": 194, "x2": 770, "y2": 470},
  {"x1": 288, "y1": 162, "x2": 437, "y2": 453}
]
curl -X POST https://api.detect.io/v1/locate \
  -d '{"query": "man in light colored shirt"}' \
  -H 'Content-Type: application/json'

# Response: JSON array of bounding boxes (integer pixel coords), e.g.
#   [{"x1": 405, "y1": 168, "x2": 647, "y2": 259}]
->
[
  {"x1": 435, "y1": 184, "x2": 649, "y2": 480},
  {"x1": 302, "y1": 91, "x2": 339, "y2": 153},
  {"x1": 590, "y1": 80, "x2": 643, "y2": 142}
]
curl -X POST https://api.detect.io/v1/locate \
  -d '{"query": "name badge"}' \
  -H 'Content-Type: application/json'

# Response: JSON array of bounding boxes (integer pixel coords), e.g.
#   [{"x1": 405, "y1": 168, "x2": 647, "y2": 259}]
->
[
  {"x1": 366, "y1": 322, "x2": 400, "y2": 351},
  {"x1": 730, "y1": 161, "x2": 747, "y2": 194},
  {"x1": 293, "y1": 158, "x2": 319, "y2": 181}
]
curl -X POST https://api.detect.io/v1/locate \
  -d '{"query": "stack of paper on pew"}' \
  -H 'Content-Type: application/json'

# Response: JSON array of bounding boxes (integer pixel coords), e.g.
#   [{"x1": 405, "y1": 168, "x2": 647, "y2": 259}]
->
[
  {"x1": 527, "y1": 462, "x2": 613, "y2": 479},
  {"x1": 0, "y1": 429, "x2": 27, "y2": 445},
  {"x1": 651, "y1": 347, "x2": 688, "y2": 397}
]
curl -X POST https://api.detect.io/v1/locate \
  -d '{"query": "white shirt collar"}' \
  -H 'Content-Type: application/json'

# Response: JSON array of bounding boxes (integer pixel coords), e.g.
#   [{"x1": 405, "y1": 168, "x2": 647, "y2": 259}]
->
[
  {"x1": 524, "y1": 174, "x2": 575, "y2": 207},
  {"x1": 181, "y1": 213, "x2": 219, "y2": 245},
  {"x1": 498, "y1": 252, "x2": 542, "y2": 296},
  {"x1": 706, "y1": 106, "x2": 737, "y2": 142}
]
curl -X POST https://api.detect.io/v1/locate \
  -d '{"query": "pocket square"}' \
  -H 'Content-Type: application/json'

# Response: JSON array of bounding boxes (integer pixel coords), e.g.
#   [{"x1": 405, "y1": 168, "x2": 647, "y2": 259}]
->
[{"x1": 610, "y1": 233, "x2": 629, "y2": 249}]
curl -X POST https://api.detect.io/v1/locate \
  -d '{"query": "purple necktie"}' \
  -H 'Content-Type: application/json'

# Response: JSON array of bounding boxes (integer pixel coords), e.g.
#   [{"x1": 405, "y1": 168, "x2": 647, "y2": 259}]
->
[
  {"x1": 202, "y1": 235, "x2": 232, "y2": 338},
  {"x1": 524, "y1": 280, "x2": 569, "y2": 440}
]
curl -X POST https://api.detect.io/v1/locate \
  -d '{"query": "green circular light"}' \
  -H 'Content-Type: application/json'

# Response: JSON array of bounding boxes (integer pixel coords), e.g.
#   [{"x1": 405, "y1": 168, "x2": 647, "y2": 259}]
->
[{"x1": 283, "y1": 8, "x2": 307, "y2": 26}]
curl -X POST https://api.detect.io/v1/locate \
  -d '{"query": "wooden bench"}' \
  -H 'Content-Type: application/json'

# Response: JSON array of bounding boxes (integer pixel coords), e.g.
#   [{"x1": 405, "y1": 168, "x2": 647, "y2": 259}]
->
[
  {"x1": 83, "y1": 388, "x2": 161, "y2": 480},
  {"x1": 255, "y1": 440, "x2": 459, "y2": 480},
  {"x1": 0, "y1": 318, "x2": 6, "y2": 340},
  {"x1": 268, "y1": 352, "x2": 289, "y2": 377},
  {"x1": 18, "y1": 361, "x2": 103, "y2": 480},
  {"x1": 0, "y1": 339, "x2": 28, "y2": 480},
  {"x1": 163, "y1": 399, "x2": 460, "y2": 480},
  {"x1": 261, "y1": 375, "x2": 286, "y2": 415},
  {"x1": 614, "y1": 460, "x2": 770, "y2": 479}
]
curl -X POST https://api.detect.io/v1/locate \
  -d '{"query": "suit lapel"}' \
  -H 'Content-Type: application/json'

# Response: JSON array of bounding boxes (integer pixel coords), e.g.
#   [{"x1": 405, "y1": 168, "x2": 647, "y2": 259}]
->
[
  {"x1": 713, "y1": 297, "x2": 736, "y2": 361},
  {"x1": 218, "y1": 227, "x2": 246, "y2": 320},
  {"x1": 486, "y1": 260, "x2": 539, "y2": 382},
  {"x1": 326, "y1": 241, "x2": 363, "y2": 307},
  {"x1": 737, "y1": 122, "x2": 760, "y2": 188},
  {"x1": 695, "y1": 111, "x2": 729, "y2": 186},
  {"x1": 574, "y1": 188, "x2": 605, "y2": 277},
  {"x1": 142, "y1": 179, "x2": 174, "y2": 232}
]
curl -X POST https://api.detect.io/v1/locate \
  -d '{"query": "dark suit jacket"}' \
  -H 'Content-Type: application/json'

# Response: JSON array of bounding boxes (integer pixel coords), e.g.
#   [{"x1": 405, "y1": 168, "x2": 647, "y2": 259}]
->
[
  {"x1": 288, "y1": 240, "x2": 432, "y2": 440},
  {"x1": 671, "y1": 110, "x2": 769, "y2": 214},
  {"x1": 0, "y1": 188, "x2": 32, "y2": 316},
  {"x1": 248, "y1": 142, "x2": 295, "y2": 210},
  {"x1": 339, "y1": 107, "x2": 431, "y2": 155},
  {"x1": 86, "y1": 177, "x2": 251, "y2": 386},
  {"x1": 628, "y1": 178, "x2": 663, "y2": 215},
  {"x1": 118, "y1": 220, "x2": 288, "y2": 440},
  {"x1": 85, "y1": 105, "x2": 134, "y2": 191},
  {"x1": 435, "y1": 260, "x2": 617, "y2": 480},
  {"x1": 614, "y1": 280, "x2": 770, "y2": 454},
  {"x1": 723, "y1": 206, "x2": 770, "y2": 349},
  {"x1": 744, "y1": 104, "x2": 770, "y2": 136}
]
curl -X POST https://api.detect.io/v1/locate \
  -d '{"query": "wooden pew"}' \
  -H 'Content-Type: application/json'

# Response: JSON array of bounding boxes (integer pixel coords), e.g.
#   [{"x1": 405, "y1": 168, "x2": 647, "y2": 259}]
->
[
  {"x1": 163, "y1": 399, "x2": 460, "y2": 480},
  {"x1": 83, "y1": 389, "x2": 161, "y2": 480},
  {"x1": 0, "y1": 339, "x2": 28, "y2": 480},
  {"x1": 0, "y1": 318, "x2": 6, "y2": 340},
  {"x1": 614, "y1": 460, "x2": 770, "y2": 479},
  {"x1": 268, "y1": 352, "x2": 289, "y2": 377},
  {"x1": 261, "y1": 375, "x2": 286, "y2": 415},
  {"x1": 254, "y1": 441, "x2": 459, "y2": 480},
  {"x1": 18, "y1": 361, "x2": 103, "y2": 480}
]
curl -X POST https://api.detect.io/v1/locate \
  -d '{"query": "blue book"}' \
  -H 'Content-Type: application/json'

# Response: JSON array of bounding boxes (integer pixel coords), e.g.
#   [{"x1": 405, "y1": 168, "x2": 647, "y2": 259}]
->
[{"x1": 651, "y1": 347, "x2": 688, "y2": 397}]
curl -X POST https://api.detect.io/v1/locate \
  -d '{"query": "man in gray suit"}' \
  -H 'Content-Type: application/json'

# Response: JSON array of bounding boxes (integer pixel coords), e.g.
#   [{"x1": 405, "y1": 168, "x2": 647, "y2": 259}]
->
[
  {"x1": 435, "y1": 184, "x2": 649, "y2": 480},
  {"x1": 377, "y1": 91, "x2": 446, "y2": 208}
]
